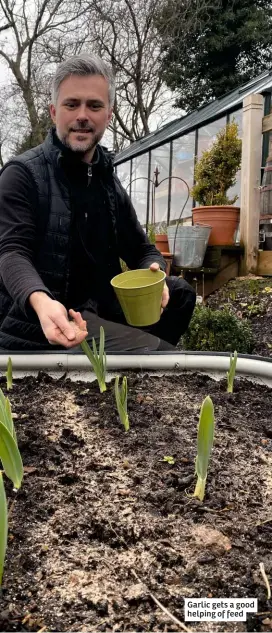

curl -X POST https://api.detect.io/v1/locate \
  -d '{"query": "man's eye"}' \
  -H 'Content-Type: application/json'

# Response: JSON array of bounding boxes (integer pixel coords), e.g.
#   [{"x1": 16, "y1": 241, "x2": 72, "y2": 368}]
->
[{"x1": 66, "y1": 103, "x2": 76, "y2": 108}]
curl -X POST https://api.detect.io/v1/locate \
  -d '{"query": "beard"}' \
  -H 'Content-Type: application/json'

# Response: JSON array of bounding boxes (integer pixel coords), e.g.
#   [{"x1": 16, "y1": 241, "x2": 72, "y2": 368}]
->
[{"x1": 56, "y1": 125, "x2": 102, "y2": 155}]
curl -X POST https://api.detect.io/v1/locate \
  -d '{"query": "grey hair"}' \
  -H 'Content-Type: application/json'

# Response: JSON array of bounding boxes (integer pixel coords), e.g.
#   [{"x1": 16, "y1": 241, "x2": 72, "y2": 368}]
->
[{"x1": 51, "y1": 52, "x2": 115, "y2": 107}]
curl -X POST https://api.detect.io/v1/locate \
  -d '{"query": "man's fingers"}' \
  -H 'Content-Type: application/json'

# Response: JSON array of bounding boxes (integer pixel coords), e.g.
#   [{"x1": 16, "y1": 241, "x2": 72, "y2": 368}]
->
[
  {"x1": 69, "y1": 309, "x2": 82, "y2": 324},
  {"x1": 161, "y1": 284, "x2": 170, "y2": 309},
  {"x1": 69, "y1": 309, "x2": 88, "y2": 332},
  {"x1": 149, "y1": 262, "x2": 160, "y2": 272},
  {"x1": 69, "y1": 308, "x2": 80, "y2": 321},
  {"x1": 49, "y1": 327, "x2": 87, "y2": 348},
  {"x1": 149, "y1": 267, "x2": 169, "y2": 308},
  {"x1": 48, "y1": 332, "x2": 73, "y2": 346},
  {"x1": 38, "y1": 301, "x2": 88, "y2": 348},
  {"x1": 54, "y1": 314, "x2": 76, "y2": 341},
  {"x1": 63, "y1": 330, "x2": 87, "y2": 348}
]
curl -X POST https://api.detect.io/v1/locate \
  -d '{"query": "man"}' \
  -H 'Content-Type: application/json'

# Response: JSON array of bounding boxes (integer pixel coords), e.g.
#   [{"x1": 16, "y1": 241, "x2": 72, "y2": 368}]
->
[{"x1": 0, "y1": 53, "x2": 195, "y2": 352}]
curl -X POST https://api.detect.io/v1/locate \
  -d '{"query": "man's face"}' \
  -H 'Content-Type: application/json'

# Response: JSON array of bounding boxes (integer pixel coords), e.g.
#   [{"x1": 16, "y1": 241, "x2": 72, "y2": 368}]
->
[{"x1": 50, "y1": 74, "x2": 113, "y2": 159}]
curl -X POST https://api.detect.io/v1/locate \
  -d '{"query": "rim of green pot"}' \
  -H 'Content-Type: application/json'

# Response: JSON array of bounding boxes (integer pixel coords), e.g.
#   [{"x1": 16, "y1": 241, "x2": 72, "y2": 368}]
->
[{"x1": 111, "y1": 269, "x2": 166, "y2": 290}]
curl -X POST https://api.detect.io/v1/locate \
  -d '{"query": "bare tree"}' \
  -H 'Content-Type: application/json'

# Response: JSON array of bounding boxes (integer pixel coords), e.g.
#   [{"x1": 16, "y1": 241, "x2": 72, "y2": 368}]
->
[
  {"x1": 0, "y1": 0, "x2": 179, "y2": 157},
  {"x1": 0, "y1": 83, "x2": 30, "y2": 164},
  {"x1": 0, "y1": 0, "x2": 89, "y2": 145},
  {"x1": 87, "y1": 0, "x2": 175, "y2": 150}
]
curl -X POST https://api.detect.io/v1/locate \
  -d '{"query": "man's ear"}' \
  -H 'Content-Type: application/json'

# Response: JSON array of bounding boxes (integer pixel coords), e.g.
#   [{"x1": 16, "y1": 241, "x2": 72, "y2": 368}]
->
[{"x1": 49, "y1": 103, "x2": 56, "y2": 124}]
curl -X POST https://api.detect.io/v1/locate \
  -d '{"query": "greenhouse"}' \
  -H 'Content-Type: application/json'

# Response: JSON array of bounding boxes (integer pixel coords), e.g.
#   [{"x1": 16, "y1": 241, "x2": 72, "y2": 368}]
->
[{"x1": 114, "y1": 69, "x2": 272, "y2": 228}]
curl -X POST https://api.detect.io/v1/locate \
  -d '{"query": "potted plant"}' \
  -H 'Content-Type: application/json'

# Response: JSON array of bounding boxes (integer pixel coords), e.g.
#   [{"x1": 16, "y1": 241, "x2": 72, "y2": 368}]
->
[
  {"x1": 155, "y1": 222, "x2": 169, "y2": 253},
  {"x1": 191, "y1": 121, "x2": 242, "y2": 245},
  {"x1": 147, "y1": 222, "x2": 173, "y2": 274},
  {"x1": 147, "y1": 222, "x2": 169, "y2": 253}
]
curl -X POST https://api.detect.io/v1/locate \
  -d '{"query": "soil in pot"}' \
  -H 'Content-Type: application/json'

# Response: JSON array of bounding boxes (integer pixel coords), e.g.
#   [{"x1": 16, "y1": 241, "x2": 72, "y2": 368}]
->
[{"x1": 1, "y1": 371, "x2": 272, "y2": 633}]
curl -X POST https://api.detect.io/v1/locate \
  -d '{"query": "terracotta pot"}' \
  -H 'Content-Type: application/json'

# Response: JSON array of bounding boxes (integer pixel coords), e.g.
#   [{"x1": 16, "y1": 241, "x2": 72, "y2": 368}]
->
[
  {"x1": 192, "y1": 206, "x2": 240, "y2": 246},
  {"x1": 155, "y1": 233, "x2": 169, "y2": 253}
]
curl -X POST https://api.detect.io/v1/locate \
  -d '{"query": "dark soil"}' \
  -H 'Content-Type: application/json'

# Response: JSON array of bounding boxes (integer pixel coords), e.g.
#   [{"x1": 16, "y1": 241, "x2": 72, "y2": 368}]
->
[
  {"x1": 206, "y1": 276, "x2": 272, "y2": 357},
  {"x1": 0, "y1": 371, "x2": 272, "y2": 633}
]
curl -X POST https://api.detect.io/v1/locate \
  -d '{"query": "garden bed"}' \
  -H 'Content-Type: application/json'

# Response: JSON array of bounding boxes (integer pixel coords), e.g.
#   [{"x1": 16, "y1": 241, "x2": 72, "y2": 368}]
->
[
  {"x1": 1, "y1": 370, "x2": 272, "y2": 632},
  {"x1": 206, "y1": 276, "x2": 272, "y2": 358}
]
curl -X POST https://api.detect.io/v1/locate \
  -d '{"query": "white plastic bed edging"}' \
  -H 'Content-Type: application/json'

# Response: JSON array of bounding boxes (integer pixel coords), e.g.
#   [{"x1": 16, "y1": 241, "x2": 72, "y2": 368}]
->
[{"x1": 0, "y1": 353, "x2": 271, "y2": 381}]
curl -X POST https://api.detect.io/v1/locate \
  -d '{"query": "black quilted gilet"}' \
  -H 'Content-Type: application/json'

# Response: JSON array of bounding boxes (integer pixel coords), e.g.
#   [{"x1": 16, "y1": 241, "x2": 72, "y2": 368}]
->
[{"x1": 0, "y1": 131, "x2": 91, "y2": 349}]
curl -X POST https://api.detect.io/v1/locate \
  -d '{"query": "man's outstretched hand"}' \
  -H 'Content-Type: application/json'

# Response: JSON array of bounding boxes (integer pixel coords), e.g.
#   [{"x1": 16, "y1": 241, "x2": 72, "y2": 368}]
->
[
  {"x1": 29, "y1": 292, "x2": 88, "y2": 348},
  {"x1": 149, "y1": 262, "x2": 169, "y2": 310}
]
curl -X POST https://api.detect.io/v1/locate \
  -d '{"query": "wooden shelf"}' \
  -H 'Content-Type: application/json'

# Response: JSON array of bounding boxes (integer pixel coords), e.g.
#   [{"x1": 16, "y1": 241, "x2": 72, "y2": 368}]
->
[{"x1": 170, "y1": 244, "x2": 243, "y2": 297}]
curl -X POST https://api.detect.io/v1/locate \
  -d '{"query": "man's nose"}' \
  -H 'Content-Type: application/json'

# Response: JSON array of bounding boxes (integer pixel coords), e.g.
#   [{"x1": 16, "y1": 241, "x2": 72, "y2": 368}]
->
[{"x1": 76, "y1": 104, "x2": 89, "y2": 121}]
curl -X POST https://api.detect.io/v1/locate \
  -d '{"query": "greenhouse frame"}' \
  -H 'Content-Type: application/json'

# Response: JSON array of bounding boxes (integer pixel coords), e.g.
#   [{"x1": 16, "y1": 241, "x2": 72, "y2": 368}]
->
[{"x1": 114, "y1": 69, "x2": 272, "y2": 229}]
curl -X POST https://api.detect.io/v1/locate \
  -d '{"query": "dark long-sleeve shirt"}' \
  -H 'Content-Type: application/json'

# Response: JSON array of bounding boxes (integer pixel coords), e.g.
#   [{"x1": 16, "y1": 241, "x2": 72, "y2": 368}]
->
[
  {"x1": 0, "y1": 141, "x2": 165, "y2": 317},
  {"x1": 0, "y1": 164, "x2": 54, "y2": 315}
]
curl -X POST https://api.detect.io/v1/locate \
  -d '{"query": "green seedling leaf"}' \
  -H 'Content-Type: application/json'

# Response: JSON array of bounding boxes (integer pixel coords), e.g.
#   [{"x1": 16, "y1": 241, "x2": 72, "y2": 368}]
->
[
  {"x1": 115, "y1": 376, "x2": 129, "y2": 431},
  {"x1": 99, "y1": 326, "x2": 105, "y2": 367},
  {"x1": 0, "y1": 390, "x2": 11, "y2": 435},
  {"x1": 0, "y1": 390, "x2": 17, "y2": 443},
  {"x1": 227, "y1": 350, "x2": 238, "y2": 393},
  {"x1": 6, "y1": 358, "x2": 13, "y2": 391},
  {"x1": 163, "y1": 456, "x2": 175, "y2": 465},
  {"x1": 92, "y1": 337, "x2": 98, "y2": 358},
  {"x1": 0, "y1": 421, "x2": 23, "y2": 489},
  {"x1": 5, "y1": 398, "x2": 16, "y2": 444},
  {"x1": 81, "y1": 326, "x2": 107, "y2": 393},
  {"x1": 120, "y1": 375, "x2": 127, "y2": 404},
  {"x1": 193, "y1": 396, "x2": 215, "y2": 502},
  {"x1": 0, "y1": 472, "x2": 8, "y2": 586}
]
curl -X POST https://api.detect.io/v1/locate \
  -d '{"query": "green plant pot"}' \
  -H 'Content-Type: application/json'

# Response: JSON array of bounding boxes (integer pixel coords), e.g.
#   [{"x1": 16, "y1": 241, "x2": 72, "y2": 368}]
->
[{"x1": 111, "y1": 269, "x2": 166, "y2": 326}]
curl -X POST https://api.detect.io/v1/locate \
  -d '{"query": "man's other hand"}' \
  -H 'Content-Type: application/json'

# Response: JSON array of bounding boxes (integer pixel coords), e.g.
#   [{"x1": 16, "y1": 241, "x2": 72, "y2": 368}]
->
[{"x1": 149, "y1": 262, "x2": 169, "y2": 310}]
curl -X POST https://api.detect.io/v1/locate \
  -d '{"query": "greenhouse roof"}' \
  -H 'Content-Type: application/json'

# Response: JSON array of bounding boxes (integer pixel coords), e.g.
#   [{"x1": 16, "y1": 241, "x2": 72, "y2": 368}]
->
[{"x1": 114, "y1": 68, "x2": 272, "y2": 166}]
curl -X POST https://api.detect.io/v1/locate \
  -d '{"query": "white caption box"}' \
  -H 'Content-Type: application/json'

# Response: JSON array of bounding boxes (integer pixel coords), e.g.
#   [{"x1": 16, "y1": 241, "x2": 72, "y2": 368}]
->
[{"x1": 184, "y1": 598, "x2": 258, "y2": 621}]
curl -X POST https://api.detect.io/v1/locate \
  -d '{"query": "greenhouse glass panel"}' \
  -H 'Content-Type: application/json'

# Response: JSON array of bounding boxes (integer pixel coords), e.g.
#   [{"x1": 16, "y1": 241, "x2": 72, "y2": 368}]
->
[
  {"x1": 116, "y1": 160, "x2": 131, "y2": 193},
  {"x1": 149, "y1": 144, "x2": 170, "y2": 226},
  {"x1": 228, "y1": 109, "x2": 242, "y2": 205},
  {"x1": 130, "y1": 153, "x2": 149, "y2": 226},
  {"x1": 197, "y1": 117, "x2": 227, "y2": 157},
  {"x1": 171, "y1": 132, "x2": 195, "y2": 220}
]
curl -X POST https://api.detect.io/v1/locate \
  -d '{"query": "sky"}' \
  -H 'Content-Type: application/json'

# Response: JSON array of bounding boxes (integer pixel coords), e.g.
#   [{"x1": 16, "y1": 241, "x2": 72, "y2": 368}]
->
[{"x1": 0, "y1": 60, "x2": 8, "y2": 85}]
